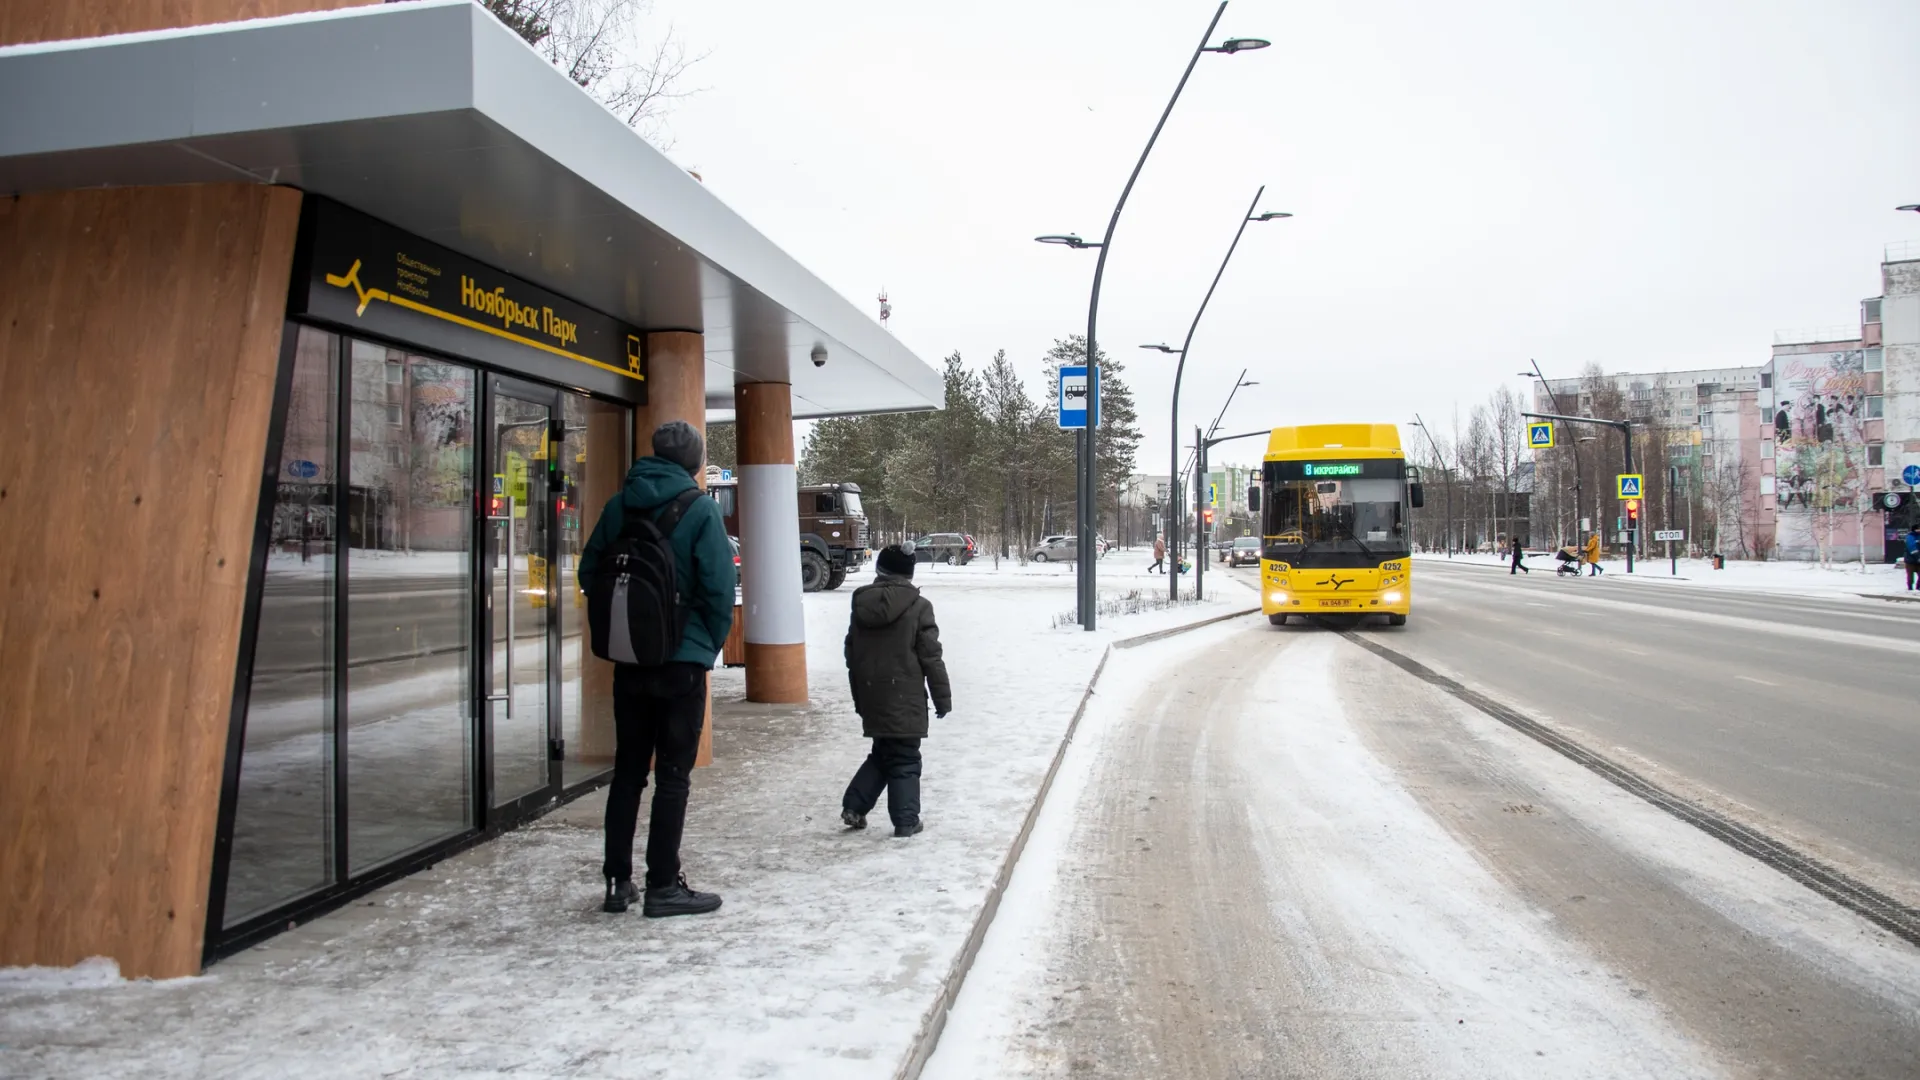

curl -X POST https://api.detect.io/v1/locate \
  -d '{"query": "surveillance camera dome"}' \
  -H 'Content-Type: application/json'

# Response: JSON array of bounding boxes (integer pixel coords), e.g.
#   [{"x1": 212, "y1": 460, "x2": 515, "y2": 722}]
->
[{"x1": 811, "y1": 344, "x2": 828, "y2": 368}]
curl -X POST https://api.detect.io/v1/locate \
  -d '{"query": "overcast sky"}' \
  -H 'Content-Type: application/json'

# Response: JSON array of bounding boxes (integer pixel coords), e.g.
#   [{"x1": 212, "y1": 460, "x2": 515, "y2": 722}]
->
[{"x1": 646, "y1": 0, "x2": 1920, "y2": 470}]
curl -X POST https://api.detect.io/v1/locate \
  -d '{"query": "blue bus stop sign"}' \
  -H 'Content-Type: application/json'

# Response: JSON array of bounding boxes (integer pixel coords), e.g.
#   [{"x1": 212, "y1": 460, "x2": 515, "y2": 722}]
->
[
  {"x1": 1057, "y1": 365, "x2": 1099, "y2": 429},
  {"x1": 1904, "y1": 464, "x2": 1920, "y2": 487}
]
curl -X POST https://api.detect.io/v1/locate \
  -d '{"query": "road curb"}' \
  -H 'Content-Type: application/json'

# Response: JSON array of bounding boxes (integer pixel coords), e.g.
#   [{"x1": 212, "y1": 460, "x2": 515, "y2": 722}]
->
[{"x1": 892, "y1": 605, "x2": 1260, "y2": 1080}]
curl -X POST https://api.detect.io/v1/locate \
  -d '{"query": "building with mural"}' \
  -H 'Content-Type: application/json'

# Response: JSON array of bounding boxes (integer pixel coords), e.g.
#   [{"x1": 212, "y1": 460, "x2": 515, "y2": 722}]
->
[{"x1": 1529, "y1": 243, "x2": 1919, "y2": 564}]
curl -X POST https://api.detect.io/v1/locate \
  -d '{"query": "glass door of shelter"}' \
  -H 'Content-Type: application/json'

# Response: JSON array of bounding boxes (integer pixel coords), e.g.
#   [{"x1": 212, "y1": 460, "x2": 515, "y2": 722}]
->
[{"x1": 485, "y1": 377, "x2": 561, "y2": 817}]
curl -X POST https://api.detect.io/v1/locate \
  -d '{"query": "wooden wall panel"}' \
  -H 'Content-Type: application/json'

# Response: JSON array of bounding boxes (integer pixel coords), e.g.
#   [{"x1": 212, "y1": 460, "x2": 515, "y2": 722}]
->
[
  {"x1": 0, "y1": 184, "x2": 302, "y2": 978},
  {"x1": 0, "y1": 0, "x2": 376, "y2": 47}
]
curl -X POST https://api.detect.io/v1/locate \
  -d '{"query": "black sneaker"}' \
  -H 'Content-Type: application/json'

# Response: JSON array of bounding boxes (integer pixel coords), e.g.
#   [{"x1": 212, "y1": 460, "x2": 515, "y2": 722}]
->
[
  {"x1": 602, "y1": 877, "x2": 640, "y2": 914},
  {"x1": 893, "y1": 821, "x2": 924, "y2": 838},
  {"x1": 644, "y1": 873, "x2": 723, "y2": 918},
  {"x1": 842, "y1": 809, "x2": 867, "y2": 830}
]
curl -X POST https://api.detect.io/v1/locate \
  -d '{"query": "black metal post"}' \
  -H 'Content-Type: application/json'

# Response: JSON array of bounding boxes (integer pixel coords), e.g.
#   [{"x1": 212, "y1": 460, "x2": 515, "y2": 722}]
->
[
  {"x1": 1077, "y1": 1, "x2": 1230, "y2": 630},
  {"x1": 1668, "y1": 463, "x2": 1678, "y2": 576},
  {"x1": 1623, "y1": 422, "x2": 1635, "y2": 574}
]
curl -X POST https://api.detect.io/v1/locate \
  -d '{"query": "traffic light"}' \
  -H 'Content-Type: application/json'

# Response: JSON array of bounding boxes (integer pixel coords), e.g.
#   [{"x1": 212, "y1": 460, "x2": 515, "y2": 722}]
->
[
  {"x1": 1625, "y1": 499, "x2": 1640, "y2": 526},
  {"x1": 1202, "y1": 508, "x2": 1215, "y2": 525}
]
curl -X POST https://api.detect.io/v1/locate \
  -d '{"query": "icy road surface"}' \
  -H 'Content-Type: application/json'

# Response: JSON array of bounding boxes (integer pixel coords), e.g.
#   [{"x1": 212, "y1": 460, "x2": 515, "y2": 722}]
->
[{"x1": 927, "y1": 618, "x2": 1920, "y2": 1079}]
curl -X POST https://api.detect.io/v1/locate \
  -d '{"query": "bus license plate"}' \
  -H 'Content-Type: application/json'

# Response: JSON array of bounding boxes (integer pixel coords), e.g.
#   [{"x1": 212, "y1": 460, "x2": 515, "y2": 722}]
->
[{"x1": 1319, "y1": 599, "x2": 1352, "y2": 608}]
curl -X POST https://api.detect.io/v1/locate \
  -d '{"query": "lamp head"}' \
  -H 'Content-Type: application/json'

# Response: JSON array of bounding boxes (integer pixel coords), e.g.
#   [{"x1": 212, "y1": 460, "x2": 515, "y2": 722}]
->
[
  {"x1": 1035, "y1": 233, "x2": 1096, "y2": 249},
  {"x1": 1252, "y1": 211, "x2": 1292, "y2": 222},
  {"x1": 1213, "y1": 37, "x2": 1271, "y2": 53}
]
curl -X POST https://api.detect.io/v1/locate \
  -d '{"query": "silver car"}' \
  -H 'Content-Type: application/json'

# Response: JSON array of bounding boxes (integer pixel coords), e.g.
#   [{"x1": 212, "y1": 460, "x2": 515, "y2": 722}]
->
[{"x1": 1029, "y1": 535, "x2": 1077, "y2": 562}]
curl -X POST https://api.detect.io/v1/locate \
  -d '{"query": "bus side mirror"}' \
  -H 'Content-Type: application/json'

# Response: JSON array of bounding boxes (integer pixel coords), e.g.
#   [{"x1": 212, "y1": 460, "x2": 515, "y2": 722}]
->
[
  {"x1": 1247, "y1": 486, "x2": 1261, "y2": 513},
  {"x1": 1409, "y1": 483, "x2": 1426, "y2": 509}
]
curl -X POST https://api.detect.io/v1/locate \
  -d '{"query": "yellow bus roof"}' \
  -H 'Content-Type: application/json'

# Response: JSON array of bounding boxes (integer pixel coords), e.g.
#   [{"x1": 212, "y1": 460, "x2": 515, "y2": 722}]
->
[{"x1": 1263, "y1": 423, "x2": 1405, "y2": 461}]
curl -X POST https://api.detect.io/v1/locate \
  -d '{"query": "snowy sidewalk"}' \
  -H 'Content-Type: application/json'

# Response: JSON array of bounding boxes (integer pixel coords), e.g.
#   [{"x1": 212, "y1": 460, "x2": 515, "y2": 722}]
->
[
  {"x1": 1416, "y1": 551, "x2": 1914, "y2": 601},
  {"x1": 0, "y1": 560, "x2": 1256, "y2": 1079}
]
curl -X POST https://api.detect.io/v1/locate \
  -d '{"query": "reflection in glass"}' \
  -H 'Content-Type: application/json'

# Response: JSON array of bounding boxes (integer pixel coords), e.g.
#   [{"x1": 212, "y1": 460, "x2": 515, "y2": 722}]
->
[
  {"x1": 226, "y1": 325, "x2": 338, "y2": 926},
  {"x1": 490, "y1": 393, "x2": 552, "y2": 806},
  {"x1": 560, "y1": 394, "x2": 629, "y2": 787},
  {"x1": 346, "y1": 343, "x2": 475, "y2": 873}
]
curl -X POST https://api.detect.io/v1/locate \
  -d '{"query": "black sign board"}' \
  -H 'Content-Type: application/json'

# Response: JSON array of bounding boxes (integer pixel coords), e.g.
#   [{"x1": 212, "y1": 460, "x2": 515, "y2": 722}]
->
[
  {"x1": 290, "y1": 199, "x2": 646, "y2": 397},
  {"x1": 1265, "y1": 458, "x2": 1406, "y2": 482}
]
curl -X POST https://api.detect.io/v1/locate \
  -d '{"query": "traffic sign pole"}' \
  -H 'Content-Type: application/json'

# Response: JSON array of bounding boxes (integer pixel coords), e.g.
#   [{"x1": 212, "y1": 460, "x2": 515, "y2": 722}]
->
[{"x1": 1668, "y1": 464, "x2": 1678, "y2": 577}]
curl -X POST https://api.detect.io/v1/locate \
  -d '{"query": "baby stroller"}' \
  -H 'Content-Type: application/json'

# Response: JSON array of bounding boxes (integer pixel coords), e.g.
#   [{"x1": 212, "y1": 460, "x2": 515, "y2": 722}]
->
[{"x1": 1554, "y1": 546, "x2": 1582, "y2": 576}]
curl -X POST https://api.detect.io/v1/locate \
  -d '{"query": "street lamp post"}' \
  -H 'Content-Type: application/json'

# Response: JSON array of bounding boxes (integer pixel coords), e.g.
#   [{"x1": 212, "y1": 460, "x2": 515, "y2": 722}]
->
[
  {"x1": 1520, "y1": 361, "x2": 1583, "y2": 548},
  {"x1": 1193, "y1": 370, "x2": 1257, "y2": 601},
  {"x1": 1409, "y1": 413, "x2": 1454, "y2": 556},
  {"x1": 1140, "y1": 194, "x2": 1289, "y2": 603},
  {"x1": 1035, "y1": 1, "x2": 1269, "y2": 629}
]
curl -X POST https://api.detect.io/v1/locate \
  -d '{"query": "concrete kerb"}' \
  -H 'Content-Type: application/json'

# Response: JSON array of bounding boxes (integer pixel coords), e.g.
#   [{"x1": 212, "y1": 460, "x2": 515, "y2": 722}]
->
[{"x1": 891, "y1": 605, "x2": 1262, "y2": 1080}]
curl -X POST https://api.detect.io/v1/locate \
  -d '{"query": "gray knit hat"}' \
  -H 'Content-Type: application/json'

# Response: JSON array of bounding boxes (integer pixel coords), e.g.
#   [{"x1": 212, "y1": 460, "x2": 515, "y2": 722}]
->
[{"x1": 652, "y1": 420, "x2": 704, "y2": 475}]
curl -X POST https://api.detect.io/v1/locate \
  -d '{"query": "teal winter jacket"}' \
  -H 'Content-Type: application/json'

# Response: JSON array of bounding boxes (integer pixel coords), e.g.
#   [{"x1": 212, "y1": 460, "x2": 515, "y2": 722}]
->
[{"x1": 578, "y1": 457, "x2": 736, "y2": 668}]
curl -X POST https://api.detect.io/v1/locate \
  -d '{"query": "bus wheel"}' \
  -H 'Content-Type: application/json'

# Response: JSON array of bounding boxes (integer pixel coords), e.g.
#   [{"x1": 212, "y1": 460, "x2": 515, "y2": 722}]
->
[
  {"x1": 1269, "y1": 614, "x2": 1288, "y2": 627},
  {"x1": 1387, "y1": 613, "x2": 1407, "y2": 627}
]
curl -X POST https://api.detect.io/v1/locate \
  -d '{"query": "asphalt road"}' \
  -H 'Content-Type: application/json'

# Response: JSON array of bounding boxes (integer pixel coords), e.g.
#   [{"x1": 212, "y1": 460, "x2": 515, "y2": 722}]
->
[{"x1": 1394, "y1": 559, "x2": 1920, "y2": 897}]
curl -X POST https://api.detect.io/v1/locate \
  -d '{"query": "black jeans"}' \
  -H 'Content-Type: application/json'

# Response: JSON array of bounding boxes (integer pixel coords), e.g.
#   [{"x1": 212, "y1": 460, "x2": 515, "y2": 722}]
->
[
  {"x1": 604, "y1": 662, "x2": 706, "y2": 887},
  {"x1": 843, "y1": 737, "x2": 923, "y2": 826}
]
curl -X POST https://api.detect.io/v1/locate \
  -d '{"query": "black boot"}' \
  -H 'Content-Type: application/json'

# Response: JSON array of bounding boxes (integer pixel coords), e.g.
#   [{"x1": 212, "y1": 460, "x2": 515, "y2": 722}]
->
[
  {"x1": 603, "y1": 877, "x2": 640, "y2": 914},
  {"x1": 893, "y1": 821, "x2": 924, "y2": 838},
  {"x1": 644, "y1": 873, "x2": 723, "y2": 918},
  {"x1": 842, "y1": 809, "x2": 867, "y2": 830}
]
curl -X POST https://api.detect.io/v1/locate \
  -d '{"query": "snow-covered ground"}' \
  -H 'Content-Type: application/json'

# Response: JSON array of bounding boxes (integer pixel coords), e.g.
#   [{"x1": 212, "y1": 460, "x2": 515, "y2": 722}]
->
[
  {"x1": 1418, "y1": 550, "x2": 1915, "y2": 600},
  {"x1": 0, "y1": 560, "x2": 1257, "y2": 1078}
]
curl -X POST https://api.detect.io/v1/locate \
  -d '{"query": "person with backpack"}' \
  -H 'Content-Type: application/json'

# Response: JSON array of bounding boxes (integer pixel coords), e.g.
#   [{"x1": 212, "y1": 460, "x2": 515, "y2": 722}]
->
[
  {"x1": 578, "y1": 421, "x2": 736, "y2": 918},
  {"x1": 841, "y1": 544, "x2": 952, "y2": 838},
  {"x1": 1905, "y1": 524, "x2": 1919, "y2": 591}
]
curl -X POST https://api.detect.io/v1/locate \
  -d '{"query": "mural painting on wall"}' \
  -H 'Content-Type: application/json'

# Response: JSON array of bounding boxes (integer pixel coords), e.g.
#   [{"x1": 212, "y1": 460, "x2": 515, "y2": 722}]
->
[{"x1": 1771, "y1": 350, "x2": 1867, "y2": 548}]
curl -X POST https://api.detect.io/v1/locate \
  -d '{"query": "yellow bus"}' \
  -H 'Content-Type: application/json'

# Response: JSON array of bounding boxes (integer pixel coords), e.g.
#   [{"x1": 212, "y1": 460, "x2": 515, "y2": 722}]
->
[{"x1": 1247, "y1": 423, "x2": 1425, "y2": 627}]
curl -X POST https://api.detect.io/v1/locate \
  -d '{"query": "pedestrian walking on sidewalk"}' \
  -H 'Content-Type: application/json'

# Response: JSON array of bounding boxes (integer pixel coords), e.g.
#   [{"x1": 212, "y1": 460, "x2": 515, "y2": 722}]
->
[
  {"x1": 841, "y1": 544, "x2": 952, "y2": 838},
  {"x1": 579, "y1": 421, "x2": 736, "y2": 918},
  {"x1": 1584, "y1": 532, "x2": 1604, "y2": 576},
  {"x1": 1509, "y1": 535, "x2": 1530, "y2": 575},
  {"x1": 1905, "y1": 525, "x2": 1919, "y2": 591},
  {"x1": 1148, "y1": 536, "x2": 1166, "y2": 574}
]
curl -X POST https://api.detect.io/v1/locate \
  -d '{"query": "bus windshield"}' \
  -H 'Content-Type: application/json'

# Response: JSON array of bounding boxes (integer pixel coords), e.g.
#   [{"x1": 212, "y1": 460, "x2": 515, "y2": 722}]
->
[{"x1": 1264, "y1": 473, "x2": 1407, "y2": 560}]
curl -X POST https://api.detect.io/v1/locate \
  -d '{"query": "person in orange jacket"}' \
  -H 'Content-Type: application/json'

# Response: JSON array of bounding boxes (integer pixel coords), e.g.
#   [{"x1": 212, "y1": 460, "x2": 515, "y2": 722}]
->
[{"x1": 1583, "y1": 532, "x2": 1604, "y2": 576}]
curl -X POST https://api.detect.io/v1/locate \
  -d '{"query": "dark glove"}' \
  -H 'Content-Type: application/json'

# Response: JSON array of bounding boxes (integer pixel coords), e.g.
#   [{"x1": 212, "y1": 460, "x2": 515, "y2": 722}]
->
[{"x1": 936, "y1": 708, "x2": 950, "y2": 719}]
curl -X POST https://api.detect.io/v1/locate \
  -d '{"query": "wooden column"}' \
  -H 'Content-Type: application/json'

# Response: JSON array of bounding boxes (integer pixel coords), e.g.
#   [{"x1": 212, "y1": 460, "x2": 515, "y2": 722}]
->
[
  {"x1": 636, "y1": 331, "x2": 716, "y2": 766},
  {"x1": 0, "y1": 184, "x2": 303, "y2": 978},
  {"x1": 736, "y1": 382, "x2": 809, "y2": 703}
]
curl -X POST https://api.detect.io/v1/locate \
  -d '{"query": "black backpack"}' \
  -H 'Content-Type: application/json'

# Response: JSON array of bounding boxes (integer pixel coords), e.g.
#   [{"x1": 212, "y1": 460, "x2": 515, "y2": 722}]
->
[{"x1": 586, "y1": 488, "x2": 704, "y2": 666}]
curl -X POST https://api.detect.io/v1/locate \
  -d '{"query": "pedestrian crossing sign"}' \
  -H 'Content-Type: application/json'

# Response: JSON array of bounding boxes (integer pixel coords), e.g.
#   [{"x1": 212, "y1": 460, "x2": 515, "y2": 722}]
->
[
  {"x1": 1617, "y1": 473, "x2": 1643, "y2": 499},
  {"x1": 1527, "y1": 422, "x2": 1555, "y2": 449}
]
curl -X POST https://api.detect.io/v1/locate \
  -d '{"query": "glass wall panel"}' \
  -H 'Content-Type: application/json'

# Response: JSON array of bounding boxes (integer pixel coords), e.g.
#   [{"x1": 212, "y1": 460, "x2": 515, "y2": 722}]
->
[
  {"x1": 346, "y1": 343, "x2": 476, "y2": 873},
  {"x1": 560, "y1": 393, "x2": 630, "y2": 787},
  {"x1": 226, "y1": 325, "x2": 339, "y2": 926}
]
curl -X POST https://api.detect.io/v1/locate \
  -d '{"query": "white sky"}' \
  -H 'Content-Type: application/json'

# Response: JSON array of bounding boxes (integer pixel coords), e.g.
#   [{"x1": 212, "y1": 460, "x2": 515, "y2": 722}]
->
[{"x1": 647, "y1": 0, "x2": 1920, "y2": 470}]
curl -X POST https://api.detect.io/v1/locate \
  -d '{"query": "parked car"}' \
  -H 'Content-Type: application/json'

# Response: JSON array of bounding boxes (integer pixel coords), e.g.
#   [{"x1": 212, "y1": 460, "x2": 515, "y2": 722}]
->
[
  {"x1": 1030, "y1": 535, "x2": 1075, "y2": 562},
  {"x1": 912, "y1": 532, "x2": 974, "y2": 566},
  {"x1": 1227, "y1": 535, "x2": 1262, "y2": 567}
]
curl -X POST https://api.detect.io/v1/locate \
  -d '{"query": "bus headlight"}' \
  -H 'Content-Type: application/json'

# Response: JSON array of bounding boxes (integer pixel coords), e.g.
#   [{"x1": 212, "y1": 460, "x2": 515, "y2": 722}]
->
[
  {"x1": 1382, "y1": 590, "x2": 1403, "y2": 604},
  {"x1": 1268, "y1": 591, "x2": 1289, "y2": 607}
]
